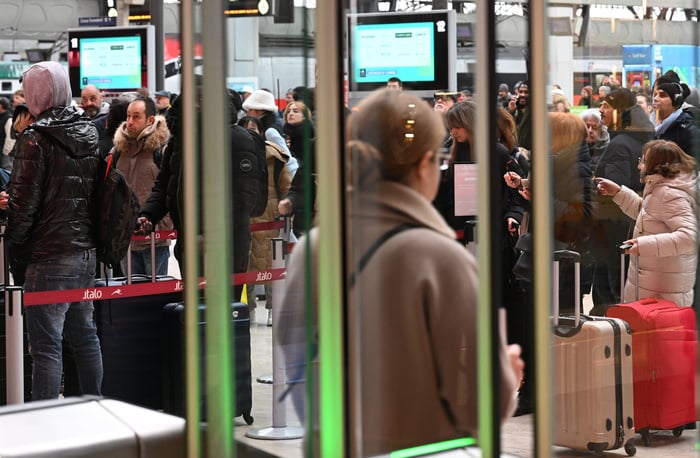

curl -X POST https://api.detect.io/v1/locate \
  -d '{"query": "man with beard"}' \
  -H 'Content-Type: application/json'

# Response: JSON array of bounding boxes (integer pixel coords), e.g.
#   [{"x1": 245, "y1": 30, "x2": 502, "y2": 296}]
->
[
  {"x1": 507, "y1": 81, "x2": 532, "y2": 151},
  {"x1": 81, "y1": 84, "x2": 110, "y2": 157},
  {"x1": 589, "y1": 88, "x2": 654, "y2": 315}
]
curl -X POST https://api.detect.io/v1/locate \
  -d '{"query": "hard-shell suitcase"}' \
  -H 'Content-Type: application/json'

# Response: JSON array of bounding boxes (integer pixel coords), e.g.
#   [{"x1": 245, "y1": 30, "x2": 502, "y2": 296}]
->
[
  {"x1": 161, "y1": 301, "x2": 253, "y2": 424},
  {"x1": 552, "y1": 250, "x2": 636, "y2": 456},
  {"x1": 606, "y1": 247, "x2": 697, "y2": 445}
]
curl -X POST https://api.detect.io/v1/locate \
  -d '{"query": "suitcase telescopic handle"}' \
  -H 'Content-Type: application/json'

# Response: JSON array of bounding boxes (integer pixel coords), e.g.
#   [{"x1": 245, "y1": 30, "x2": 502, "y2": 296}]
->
[
  {"x1": 553, "y1": 250, "x2": 580, "y2": 263},
  {"x1": 553, "y1": 250, "x2": 581, "y2": 326},
  {"x1": 619, "y1": 243, "x2": 640, "y2": 302}
]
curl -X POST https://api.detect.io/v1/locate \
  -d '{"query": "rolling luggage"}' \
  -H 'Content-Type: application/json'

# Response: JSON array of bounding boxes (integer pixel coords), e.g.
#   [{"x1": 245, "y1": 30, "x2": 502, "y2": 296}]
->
[
  {"x1": 606, "y1": 247, "x2": 697, "y2": 445},
  {"x1": 552, "y1": 250, "x2": 636, "y2": 456},
  {"x1": 95, "y1": 240, "x2": 182, "y2": 410},
  {"x1": 161, "y1": 301, "x2": 253, "y2": 424}
]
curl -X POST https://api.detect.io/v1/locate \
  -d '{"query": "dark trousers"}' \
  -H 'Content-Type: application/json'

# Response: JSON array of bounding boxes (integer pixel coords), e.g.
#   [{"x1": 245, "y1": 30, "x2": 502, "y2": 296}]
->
[{"x1": 590, "y1": 220, "x2": 631, "y2": 312}]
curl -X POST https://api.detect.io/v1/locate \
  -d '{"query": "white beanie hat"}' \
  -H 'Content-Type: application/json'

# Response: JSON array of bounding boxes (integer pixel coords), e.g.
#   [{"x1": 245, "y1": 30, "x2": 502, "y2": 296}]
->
[{"x1": 242, "y1": 90, "x2": 277, "y2": 112}]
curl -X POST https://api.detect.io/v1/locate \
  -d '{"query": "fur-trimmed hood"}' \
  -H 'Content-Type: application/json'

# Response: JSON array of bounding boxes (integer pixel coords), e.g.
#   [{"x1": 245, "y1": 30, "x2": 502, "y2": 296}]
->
[{"x1": 113, "y1": 115, "x2": 170, "y2": 157}]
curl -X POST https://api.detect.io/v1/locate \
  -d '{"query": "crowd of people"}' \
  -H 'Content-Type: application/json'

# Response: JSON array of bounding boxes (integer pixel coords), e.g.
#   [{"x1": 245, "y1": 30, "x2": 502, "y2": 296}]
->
[
  {"x1": 379, "y1": 74, "x2": 699, "y2": 419},
  {"x1": 3, "y1": 61, "x2": 698, "y2": 454},
  {"x1": 3, "y1": 61, "x2": 319, "y2": 403}
]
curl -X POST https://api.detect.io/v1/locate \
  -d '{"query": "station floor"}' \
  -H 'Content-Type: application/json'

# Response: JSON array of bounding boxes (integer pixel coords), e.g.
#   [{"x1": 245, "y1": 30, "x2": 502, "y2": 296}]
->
[
  {"x1": 235, "y1": 297, "x2": 698, "y2": 458},
  {"x1": 164, "y1": 254, "x2": 698, "y2": 457}
]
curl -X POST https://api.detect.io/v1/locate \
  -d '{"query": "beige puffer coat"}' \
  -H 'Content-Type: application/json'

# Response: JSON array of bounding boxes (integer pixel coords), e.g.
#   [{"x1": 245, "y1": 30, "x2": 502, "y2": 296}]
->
[
  {"x1": 613, "y1": 171, "x2": 698, "y2": 306},
  {"x1": 247, "y1": 142, "x2": 292, "y2": 277}
]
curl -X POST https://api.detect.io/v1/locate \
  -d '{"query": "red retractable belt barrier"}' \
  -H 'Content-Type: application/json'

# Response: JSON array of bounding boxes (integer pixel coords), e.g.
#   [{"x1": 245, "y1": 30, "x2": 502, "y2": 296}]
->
[
  {"x1": 23, "y1": 219, "x2": 291, "y2": 306},
  {"x1": 23, "y1": 268, "x2": 287, "y2": 306}
]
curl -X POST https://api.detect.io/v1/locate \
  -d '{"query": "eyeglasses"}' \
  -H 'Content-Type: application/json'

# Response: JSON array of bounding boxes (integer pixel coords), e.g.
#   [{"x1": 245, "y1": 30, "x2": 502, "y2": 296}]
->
[
  {"x1": 433, "y1": 92, "x2": 458, "y2": 103},
  {"x1": 586, "y1": 123, "x2": 600, "y2": 130}
]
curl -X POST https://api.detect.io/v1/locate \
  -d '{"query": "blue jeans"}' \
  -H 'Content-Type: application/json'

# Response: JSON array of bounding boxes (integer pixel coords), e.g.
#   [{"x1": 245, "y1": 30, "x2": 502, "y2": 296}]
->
[
  {"x1": 119, "y1": 245, "x2": 170, "y2": 277},
  {"x1": 24, "y1": 249, "x2": 103, "y2": 401}
]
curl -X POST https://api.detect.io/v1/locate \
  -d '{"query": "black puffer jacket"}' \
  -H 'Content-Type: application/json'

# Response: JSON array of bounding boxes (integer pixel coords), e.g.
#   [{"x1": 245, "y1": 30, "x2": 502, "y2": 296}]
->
[
  {"x1": 594, "y1": 105, "x2": 654, "y2": 220},
  {"x1": 7, "y1": 106, "x2": 99, "y2": 271},
  {"x1": 656, "y1": 110, "x2": 699, "y2": 157}
]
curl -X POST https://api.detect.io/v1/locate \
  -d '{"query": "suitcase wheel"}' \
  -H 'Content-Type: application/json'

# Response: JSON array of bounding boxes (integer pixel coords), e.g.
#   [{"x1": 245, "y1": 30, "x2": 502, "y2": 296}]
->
[
  {"x1": 672, "y1": 426, "x2": 684, "y2": 437},
  {"x1": 624, "y1": 440, "x2": 637, "y2": 456},
  {"x1": 243, "y1": 413, "x2": 254, "y2": 425},
  {"x1": 640, "y1": 430, "x2": 651, "y2": 446}
]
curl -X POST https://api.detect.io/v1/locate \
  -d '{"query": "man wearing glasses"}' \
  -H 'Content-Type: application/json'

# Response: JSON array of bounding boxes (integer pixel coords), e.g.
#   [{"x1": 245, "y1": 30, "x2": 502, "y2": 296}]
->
[{"x1": 433, "y1": 91, "x2": 458, "y2": 113}]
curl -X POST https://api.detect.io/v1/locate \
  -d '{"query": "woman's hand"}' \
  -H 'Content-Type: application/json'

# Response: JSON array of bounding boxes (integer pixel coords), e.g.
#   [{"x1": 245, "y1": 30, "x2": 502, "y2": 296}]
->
[
  {"x1": 504, "y1": 171, "x2": 522, "y2": 189},
  {"x1": 278, "y1": 198, "x2": 292, "y2": 216},
  {"x1": 595, "y1": 177, "x2": 621, "y2": 197},
  {"x1": 507, "y1": 344, "x2": 525, "y2": 389},
  {"x1": 519, "y1": 187, "x2": 531, "y2": 201},
  {"x1": 506, "y1": 218, "x2": 520, "y2": 236},
  {"x1": 621, "y1": 238, "x2": 639, "y2": 256}
]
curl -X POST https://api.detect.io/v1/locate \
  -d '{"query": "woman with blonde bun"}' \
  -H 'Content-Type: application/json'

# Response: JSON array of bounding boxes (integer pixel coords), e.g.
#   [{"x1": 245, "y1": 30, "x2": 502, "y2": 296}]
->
[{"x1": 277, "y1": 88, "x2": 523, "y2": 456}]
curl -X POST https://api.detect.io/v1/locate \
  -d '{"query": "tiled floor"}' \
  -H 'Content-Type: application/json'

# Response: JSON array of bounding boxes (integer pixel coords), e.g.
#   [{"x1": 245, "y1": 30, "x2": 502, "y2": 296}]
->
[
  {"x1": 167, "y1": 254, "x2": 698, "y2": 457},
  {"x1": 236, "y1": 299, "x2": 698, "y2": 458}
]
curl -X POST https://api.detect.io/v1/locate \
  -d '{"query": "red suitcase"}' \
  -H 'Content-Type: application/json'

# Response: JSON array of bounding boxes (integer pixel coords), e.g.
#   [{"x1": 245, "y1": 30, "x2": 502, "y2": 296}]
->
[{"x1": 606, "y1": 248, "x2": 697, "y2": 445}]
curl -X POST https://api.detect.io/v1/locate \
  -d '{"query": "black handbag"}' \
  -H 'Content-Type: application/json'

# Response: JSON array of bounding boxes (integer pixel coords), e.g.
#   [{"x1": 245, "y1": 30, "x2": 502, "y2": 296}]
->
[{"x1": 512, "y1": 233, "x2": 532, "y2": 283}]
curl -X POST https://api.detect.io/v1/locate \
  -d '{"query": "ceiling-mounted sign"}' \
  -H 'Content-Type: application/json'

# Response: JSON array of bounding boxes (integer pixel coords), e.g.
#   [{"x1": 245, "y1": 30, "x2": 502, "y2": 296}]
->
[{"x1": 225, "y1": 0, "x2": 271, "y2": 17}]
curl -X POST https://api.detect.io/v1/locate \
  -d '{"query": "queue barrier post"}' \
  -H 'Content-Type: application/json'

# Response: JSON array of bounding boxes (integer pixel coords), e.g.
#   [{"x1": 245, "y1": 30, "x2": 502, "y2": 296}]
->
[
  {"x1": 245, "y1": 237, "x2": 303, "y2": 440},
  {"x1": 5, "y1": 286, "x2": 24, "y2": 404}
]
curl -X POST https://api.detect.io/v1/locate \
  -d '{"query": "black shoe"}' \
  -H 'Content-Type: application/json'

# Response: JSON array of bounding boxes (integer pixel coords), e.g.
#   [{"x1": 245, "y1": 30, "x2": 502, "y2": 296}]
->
[{"x1": 513, "y1": 397, "x2": 533, "y2": 417}]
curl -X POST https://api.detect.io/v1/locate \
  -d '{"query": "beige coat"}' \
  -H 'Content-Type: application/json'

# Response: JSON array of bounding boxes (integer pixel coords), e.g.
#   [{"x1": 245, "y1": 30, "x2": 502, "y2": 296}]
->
[
  {"x1": 248, "y1": 142, "x2": 292, "y2": 275},
  {"x1": 113, "y1": 115, "x2": 173, "y2": 251},
  {"x1": 613, "y1": 172, "x2": 698, "y2": 305},
  {"x1": 277, "y1": 180, "x2": 517, "y2": 456}
]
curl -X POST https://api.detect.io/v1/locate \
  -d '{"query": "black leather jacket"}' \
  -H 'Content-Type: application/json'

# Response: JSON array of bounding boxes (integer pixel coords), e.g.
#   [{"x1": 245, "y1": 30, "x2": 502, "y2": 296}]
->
[{"x1": 7, "y1": 106, "x2": 99, "y2": 272}]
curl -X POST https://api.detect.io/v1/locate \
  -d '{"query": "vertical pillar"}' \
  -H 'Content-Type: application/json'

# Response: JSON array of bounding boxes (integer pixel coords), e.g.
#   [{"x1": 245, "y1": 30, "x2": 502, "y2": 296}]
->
[{"x1": 226, "y1": 18, "x2": 259, "y2": 87}]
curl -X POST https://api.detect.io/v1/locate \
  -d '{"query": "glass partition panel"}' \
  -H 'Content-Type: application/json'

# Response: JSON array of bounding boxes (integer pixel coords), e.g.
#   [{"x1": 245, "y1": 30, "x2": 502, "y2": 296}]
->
[
  {"x1": 178, "y1": 0, "x2": 700, "y2": 456},
  {"x1": 338, "y1": 1, "x2": 699, "y2": 457}
]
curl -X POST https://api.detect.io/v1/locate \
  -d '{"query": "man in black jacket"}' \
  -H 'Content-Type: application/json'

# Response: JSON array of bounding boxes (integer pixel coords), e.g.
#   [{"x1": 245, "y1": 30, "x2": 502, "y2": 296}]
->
[
  {"x1": 590, "y1": 88, "x2": 655, "y2": 315},
  {"x1": 139, "y1": 88, "x2": 265, "y2": 301},
  {"x1": 7, "y1": 61, "x2": 102, "y2": 400}
]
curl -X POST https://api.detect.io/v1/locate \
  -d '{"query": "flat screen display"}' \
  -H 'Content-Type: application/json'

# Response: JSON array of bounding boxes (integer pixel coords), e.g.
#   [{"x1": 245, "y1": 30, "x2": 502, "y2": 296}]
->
[
  {"x1": 348, "y1": 11, "x2": 456, "y2": 92},
  {"x1": 78, "y1": 36, "x2": 143, "y2": 89},
  {"x1": 68, "y1": 26, "x2": 155, "y2": 95}
]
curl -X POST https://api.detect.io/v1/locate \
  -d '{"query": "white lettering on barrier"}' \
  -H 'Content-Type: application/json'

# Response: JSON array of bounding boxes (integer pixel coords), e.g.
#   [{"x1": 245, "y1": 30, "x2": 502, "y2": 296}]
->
[
  {"x1": 174, "y1": 281, "x2": 184, "y2": 291},
  {"x1": 256, "y1": 271, "x2": 272, "y2": 282},
  {"x1": 82, "y1": 289, "x2": 103, "y2": 300}
]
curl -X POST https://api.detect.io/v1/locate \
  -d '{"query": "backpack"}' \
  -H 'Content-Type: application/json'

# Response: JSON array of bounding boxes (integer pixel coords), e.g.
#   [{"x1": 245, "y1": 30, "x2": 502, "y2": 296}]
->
[{"x1": 94, "y1": 153, "x2": 140, "y2": 267}]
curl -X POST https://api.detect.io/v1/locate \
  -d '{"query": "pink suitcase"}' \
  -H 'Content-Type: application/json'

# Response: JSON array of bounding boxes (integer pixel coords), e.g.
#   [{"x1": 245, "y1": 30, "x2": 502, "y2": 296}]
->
[{"x1": 553, "y1": 250, "x2": 636, "y2": 456}]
